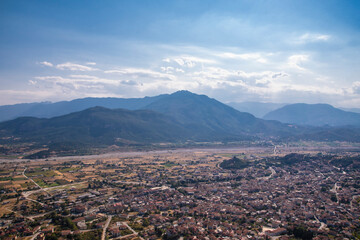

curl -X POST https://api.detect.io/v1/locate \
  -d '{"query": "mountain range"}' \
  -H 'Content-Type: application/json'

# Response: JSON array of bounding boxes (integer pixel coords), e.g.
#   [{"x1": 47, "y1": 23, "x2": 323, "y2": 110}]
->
[
  {"x1": 2, "y1": 95, "x2": 359, "y2": 128},
  {"x1": 0, "y1": 94, "x2": 167, "y2": 122},
  {"x1": 0, "y1": 91, "x2": 299, "y2": 145},
  {"x1": 0, "y1": 91, "x2": 359, "y2": 157}
]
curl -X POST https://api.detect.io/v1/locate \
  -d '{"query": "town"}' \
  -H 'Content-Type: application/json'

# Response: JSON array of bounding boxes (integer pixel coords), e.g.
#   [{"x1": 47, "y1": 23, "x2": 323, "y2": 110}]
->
[{"x1": 0, "y1": 146, "x2": 359, "y2": 239}]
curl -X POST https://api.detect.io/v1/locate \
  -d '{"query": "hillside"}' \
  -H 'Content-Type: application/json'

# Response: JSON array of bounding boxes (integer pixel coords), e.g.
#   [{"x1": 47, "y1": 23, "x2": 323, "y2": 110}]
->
[
  {"x1": 264, "y1": 103, "x2": 360, "y2": 127},
  {"x1": 0, "y1": 106, "x2": 190, "y2": 145},
  {"x1": 143, "y1": 91, "x2": 298, "y2": 139}
]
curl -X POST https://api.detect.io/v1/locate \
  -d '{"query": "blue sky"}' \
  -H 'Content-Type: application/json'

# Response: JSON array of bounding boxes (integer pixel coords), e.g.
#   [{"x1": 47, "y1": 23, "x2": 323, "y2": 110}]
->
[{"x1": 1, "y1": 0, "x2": 360, "y2": 107}]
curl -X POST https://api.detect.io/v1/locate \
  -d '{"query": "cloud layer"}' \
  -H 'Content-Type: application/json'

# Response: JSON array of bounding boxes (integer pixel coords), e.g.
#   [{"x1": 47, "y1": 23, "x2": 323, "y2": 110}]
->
[
  {"x1": 18, "y1": 43, "x2": 359, "y2": 108},
  {"x1": 1, "y1": 1, "x2": 359, "y2": 108}
]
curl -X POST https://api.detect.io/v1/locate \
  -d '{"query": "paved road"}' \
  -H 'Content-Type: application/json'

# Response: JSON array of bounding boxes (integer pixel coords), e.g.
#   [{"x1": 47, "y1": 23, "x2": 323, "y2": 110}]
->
[
  {"x1": 30, "y1": 232, "x2": 40, "y2": 240},
  {"x1": 27, "y1": 211, "x2": 55, "y2": 221},
  {"x1": 22, "y1": 192, "x2": 45, "y2": 206},
  {"x1": 122, "y1": 222, "x2": 144, "y2": 240},
  {"x1": 314, "y1": 215, "x2": 327, "y2": 230},
  {"x1": 267, "y1": 167, "x2": 276, "y2": 179},
  {"x1": 4, "y1": 207, "x2": 36, "y2": 222},
  {"x1": 101, "y1": 215, "x2": 112, "y2": 240},
  {"x1": 44, "y1": 181, "x2": 86, "y2": 190},
  {"x1": 23, "y1": 168, "x2": 43, "y2": 190},
  {"x1": 122, "y1": 222, "x2": 136, "y2": 235},
  {"x1": 22, "y1": 167, "x2": 51, "y2": 200},
  {"x1": 115, "y1": 180, "x2": 151, "y2": 186},
  {"x1": 258, "y1": 167, "x2": 276, "y2": 180},
  {"x1": 112, "y1": 222, "x2": 145, "y2": 240},
  {"x1": 22, "y1": 181, "x2": 86, "y2": 201},
  {"x1": 116, "y1": 233, "x2": 137, "y2": 239},
  {"x1": 21, "y1": 167, "x2": 47, "y2": 206}
]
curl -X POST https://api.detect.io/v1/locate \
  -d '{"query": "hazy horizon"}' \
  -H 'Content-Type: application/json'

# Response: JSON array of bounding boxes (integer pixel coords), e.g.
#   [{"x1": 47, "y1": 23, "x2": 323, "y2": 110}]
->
[
  {"x1": 0, "y1": 90, "x2": 359, "y2": 111},
  {"x1": 1, "y1": 0, "x2": 360, "y2": 107}
]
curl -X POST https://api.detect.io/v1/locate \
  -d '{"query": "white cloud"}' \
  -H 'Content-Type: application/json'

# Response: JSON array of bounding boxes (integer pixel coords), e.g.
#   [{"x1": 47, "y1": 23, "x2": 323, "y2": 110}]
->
[
  {"x1": 105, "y1": 68, "x2": 175, "y2": 81},
  {"x1": 37, "y1": 61, "x2": 98, "y2": 71},
  {"x1": 68, "y1": 74, "x2": 98, "y2": 79},
  {"x1": 28, "y1": 80, "x2": 37, "y2": 85},
  {"x1": 192, "y1": 66, "x2": 287, "y2": 87},
  {"x1": 294, "y1": 33, "x2": 331, "y2": 44},
  {"x1": 56, "y1": 62, "x2": 98, "y2": 71},
  {"x1": 121, "y1": 80, "x2": 138, "y2": 85},
  {"x1": 18, "y1": 44, "x2": 357, "y2": 108},
  {"x1": 174, "y1": 58, "x2": 195, "y2": 67},
  {"x1": 216, "y1": 52, "x2": 267, "y2": 63},
  {"x1": 350, "y1": 81, "x2": 360, "y2": 94},
  {"x1": 39, "y1": 61, "x2": 53, "y2": 67},
  {"x1": 160, "y1": 66, "x2": 174, "y2": 73},
  {"x1": 164, "y1": 56, "x2": 216, "y2": 68},
  {"x1": 35, "y1": 75, "x2": 121, "y2": 86},
  {"x1": 287, "y1": 54, "x2": 309, "y2": 71}
]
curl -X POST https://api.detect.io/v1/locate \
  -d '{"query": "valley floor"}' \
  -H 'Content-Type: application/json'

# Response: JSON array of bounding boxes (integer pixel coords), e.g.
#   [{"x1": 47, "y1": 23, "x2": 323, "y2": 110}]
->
[{"x1": 0, "y1": 145, "x2": 359, "y2": 239}]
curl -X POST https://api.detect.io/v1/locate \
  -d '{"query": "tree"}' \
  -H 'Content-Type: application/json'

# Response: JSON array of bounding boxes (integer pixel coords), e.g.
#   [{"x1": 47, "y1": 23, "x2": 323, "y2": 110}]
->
[
  {"x1": 292, "y1": 226, "x2": 314, "y2": 240},
  {"x1": 142, "y1": 218, "x2": 150, "y2": 227}
]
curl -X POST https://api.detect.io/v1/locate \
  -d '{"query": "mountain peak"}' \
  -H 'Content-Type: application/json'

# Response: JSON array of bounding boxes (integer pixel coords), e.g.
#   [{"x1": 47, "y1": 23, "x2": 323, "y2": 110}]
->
[
  {"x1": 264, "y1": 103, "x2": 360, "y2": 127},
  {"x1": 142, "y1": 90, "x2": 268, "y2": 138},
  {"x1": 170, "y1": 90, "x2": 198, "y2": 97}
]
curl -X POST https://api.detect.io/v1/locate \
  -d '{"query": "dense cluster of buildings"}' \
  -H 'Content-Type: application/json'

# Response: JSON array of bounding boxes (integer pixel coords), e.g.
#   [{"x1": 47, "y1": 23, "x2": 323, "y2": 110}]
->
[{"x1": 0, "y1": 152, "x2": 359, "y2": 239}]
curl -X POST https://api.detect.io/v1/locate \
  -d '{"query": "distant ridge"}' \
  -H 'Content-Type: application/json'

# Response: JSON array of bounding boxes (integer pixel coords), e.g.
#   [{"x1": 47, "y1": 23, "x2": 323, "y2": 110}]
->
[
  {"x1": 1, "y1": 92, "x2": 360, "y2": 125},
  {"x1": 0, "y1": 94, "x2": 168, "y2": 122},
  {"x1": 264, "y1": 103, "x2": 360, "y2": 127},
  {"x1": 340, "y1": 107, "x2": 360, "y2": 114}
]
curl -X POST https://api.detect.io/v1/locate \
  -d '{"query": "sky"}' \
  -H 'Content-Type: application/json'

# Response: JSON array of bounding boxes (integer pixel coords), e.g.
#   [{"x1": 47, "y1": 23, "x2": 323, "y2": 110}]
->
[{"x1": 0, "y1": 0, "x2": 360, "y2": 107}]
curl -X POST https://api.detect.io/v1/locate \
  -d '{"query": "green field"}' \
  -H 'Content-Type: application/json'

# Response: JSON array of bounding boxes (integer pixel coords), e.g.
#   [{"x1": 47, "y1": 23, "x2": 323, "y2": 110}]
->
[
  {"x1": 34, "y1": 178, "x2": 59, "y2": 188},
  {"x1": 26, "y1": 170, "x2": 57, "y2": 178},
  {"x1": 58, "y1": 167, "x2": 81, "y2": 173}
]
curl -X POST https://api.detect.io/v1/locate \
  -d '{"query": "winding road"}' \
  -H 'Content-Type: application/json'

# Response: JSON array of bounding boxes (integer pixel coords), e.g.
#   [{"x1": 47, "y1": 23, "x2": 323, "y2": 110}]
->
[
  {"x1": 258, "y1": 167, "x2": 276, "y2": 180},
  {"x1": 314, "y1": 215, "x2": 327, "y2": 230}
]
